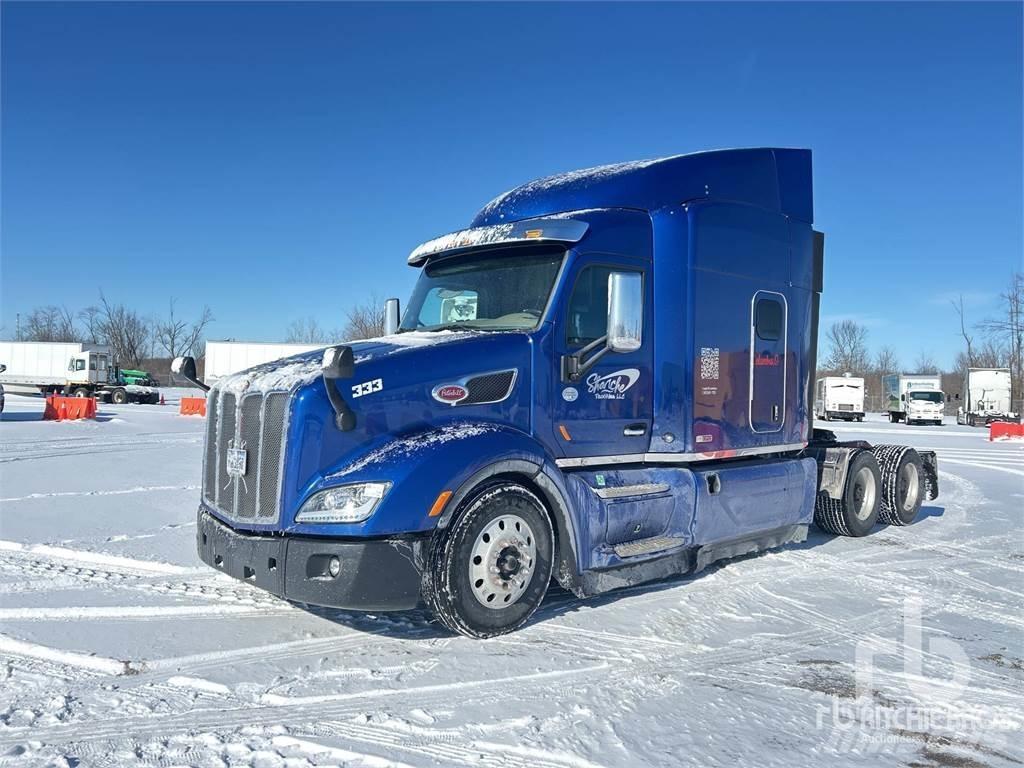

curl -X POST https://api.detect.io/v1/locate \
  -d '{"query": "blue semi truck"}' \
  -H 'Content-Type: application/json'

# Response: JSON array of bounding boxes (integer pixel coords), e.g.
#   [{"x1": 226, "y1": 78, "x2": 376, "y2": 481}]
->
[{"x1": 173, "y1": 148, "x2": 938, "y2": 638}]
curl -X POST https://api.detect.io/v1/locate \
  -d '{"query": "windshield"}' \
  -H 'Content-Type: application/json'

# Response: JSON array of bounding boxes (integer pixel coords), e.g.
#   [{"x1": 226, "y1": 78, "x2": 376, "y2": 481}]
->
[
  {"x1": 401, "y1": 248, "x2": 564, "y2": 332},
  {"x1": 910, "y1": 391, "x2": 944, "y2": 403}
]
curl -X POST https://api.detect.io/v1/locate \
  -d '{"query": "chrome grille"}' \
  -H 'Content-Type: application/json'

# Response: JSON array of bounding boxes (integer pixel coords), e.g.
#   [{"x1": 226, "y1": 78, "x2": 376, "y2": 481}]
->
[
  {"x1": 202, "y1": 388, "x2": 290, "y2": 525},
  {"x1": 203, "y1": 393, "x2": 219, "y2": 506}
]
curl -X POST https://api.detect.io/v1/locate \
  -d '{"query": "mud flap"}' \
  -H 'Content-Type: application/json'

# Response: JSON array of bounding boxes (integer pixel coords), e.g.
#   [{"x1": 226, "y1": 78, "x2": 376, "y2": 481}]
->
[{"x1": 919, "y1": 451, "x2": 939, "y2": 500}]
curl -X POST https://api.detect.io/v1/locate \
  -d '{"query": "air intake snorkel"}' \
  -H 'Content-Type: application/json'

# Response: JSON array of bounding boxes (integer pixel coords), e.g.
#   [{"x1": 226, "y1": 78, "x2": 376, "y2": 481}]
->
[{"x1": 321, "y1": 345, "x2": 357, "y2": 431}]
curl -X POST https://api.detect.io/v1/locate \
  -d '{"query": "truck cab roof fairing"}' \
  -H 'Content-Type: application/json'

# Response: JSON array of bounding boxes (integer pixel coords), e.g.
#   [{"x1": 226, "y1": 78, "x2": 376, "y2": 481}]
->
[
  {"x1": 408, "y1": 217, "x2": 589, "y2": 266},
  {"x1": 472, "y1": 148, "x2": 813, "y2": 227}
]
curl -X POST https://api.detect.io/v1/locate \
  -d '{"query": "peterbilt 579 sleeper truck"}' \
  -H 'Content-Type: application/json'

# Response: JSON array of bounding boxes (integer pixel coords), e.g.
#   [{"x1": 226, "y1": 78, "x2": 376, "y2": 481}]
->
[{"x1": 173, "y1": 148, "x2": 938, "y2": 638}]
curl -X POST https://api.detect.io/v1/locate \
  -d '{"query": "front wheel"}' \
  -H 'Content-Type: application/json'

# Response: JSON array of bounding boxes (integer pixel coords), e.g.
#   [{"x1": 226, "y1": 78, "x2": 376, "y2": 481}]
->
[
  {"x1": 423, "y1": 482, "x2": 553, "y2": 638},
  {"x1": 72, "y1": 387, "x2": 91, "y2": 398},
  {"x1": 110, "y1": 388, "x2": 128, "y2": 404}
]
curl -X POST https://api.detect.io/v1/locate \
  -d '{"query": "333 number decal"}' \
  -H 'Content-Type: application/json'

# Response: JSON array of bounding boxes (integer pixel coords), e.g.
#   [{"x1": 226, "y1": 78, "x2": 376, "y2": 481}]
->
[{"x1": 351, "y1": 378, "x2": 383, "y2": 398}]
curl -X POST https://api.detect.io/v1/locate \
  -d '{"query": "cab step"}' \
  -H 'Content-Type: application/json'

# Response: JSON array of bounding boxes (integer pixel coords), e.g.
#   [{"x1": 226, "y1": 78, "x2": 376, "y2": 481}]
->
[{"x1": 613, "y1": 535, "x2": 686, "y2": 558}]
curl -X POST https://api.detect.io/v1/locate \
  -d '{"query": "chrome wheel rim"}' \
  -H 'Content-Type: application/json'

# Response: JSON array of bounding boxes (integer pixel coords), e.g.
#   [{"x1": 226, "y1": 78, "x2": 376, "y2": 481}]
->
[
  {"x1": 899, "y1": 462, "x2": 920, "y2": 513},
  {"x1": 468, "y1": 514, "x2": 536, "y2": 609},
  {"x1": 852, "y1": 466, "x2": 877, "y2": 521}
]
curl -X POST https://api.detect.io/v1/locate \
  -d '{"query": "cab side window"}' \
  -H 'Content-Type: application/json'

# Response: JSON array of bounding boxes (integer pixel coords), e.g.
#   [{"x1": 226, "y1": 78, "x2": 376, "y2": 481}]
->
[{"x1": 566, "y1": 265, "x2": 615, "y2": 347}]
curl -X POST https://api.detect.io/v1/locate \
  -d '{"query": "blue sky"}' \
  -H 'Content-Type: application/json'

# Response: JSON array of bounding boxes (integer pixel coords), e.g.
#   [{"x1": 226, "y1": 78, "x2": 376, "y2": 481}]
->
[{"x1": 2, "y1": 2, "x2": 1021, "y2": 369}]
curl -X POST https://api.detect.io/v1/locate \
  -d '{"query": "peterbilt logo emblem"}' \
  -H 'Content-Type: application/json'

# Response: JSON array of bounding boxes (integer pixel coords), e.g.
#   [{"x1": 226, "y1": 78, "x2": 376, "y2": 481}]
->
[
  {"x1": 586, "y1": 368, "x2": 640, "y2": 400},
  {"x1": 432, "y1": 384, "x2": 469, "y2": 405}
]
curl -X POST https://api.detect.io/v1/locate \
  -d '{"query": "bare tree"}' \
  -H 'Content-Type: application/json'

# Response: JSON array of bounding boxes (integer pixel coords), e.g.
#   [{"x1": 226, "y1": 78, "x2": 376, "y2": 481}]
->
[
  {"x1": 824, "y1": 320, "x2": 870, "y2": 374},
  {"x1": 19, "y1": 306, "x2": 79, "y2": 342},
  {"x1": 979, "y1": 272, "x2": 1024, "y2": 405},
  {"x1": 155, "y1": 299, "x2": 213, "y2": 358},
  {"x1": 78, "y1": 306, "x2": 104, "y2": 343},
  {"x1": 285, "y1": 316, "x2": 332, "y2": 344},
  {"x1": 913, "y1": 352, "x2": 940, "y2": 374},
  {"x1": 950, "y1": 294, "x2": 975, "y2": 367},
  {"x1": 873, "y1": 345, "x2": 900, "y2": 375},
  {"x1": 342, "y1": 295, "x2": 386, "y2": 340},
  {"x1": 99, "y1": 294, "x2": 151, "y2": 367}
]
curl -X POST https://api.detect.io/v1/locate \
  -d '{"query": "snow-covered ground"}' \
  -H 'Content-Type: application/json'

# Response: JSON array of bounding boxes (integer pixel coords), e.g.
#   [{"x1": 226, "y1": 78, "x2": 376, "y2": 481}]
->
[{"x1": 1, "y1": 394, "x2": 1021, "y2": 767}]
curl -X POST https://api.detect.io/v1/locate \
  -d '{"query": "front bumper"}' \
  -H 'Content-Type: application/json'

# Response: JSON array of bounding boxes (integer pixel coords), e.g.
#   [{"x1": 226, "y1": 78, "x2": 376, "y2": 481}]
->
[{"x1": 197, "y1": 508, "x2": 428, "y2": 611}]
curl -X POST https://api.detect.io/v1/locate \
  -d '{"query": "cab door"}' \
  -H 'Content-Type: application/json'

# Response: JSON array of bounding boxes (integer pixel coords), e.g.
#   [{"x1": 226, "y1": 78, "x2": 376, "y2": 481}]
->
[
  {"x1": 551, "y1": 258, "x2": 653, "y2": 458},
  {"x1": 749, "y1": 291, "x2": 787, "y2": 433}
]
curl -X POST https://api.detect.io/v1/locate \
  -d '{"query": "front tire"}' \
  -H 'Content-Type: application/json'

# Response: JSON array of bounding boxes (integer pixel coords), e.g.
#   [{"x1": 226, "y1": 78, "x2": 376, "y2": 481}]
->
[
  {"x1": 423, "y1": 482, "x2": 553, "y2": 638},
  {"x1": 72, "y1": 387, "x2": 91, "y2": 398},
  {"x1": 110, "y1": 388, "x2": 128, "y2": 404}
]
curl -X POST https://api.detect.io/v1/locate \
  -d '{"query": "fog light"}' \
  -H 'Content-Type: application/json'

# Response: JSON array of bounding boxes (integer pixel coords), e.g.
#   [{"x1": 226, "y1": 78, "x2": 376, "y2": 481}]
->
[{"x1": 328, "y1": 556, "x2": 342, "y2": 578}]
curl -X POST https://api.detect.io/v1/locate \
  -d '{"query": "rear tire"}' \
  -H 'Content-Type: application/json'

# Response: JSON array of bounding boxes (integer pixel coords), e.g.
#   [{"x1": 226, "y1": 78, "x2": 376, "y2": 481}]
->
[
  {"x1": 872, "y1": 445, "x2": 924, "y2": 526},
  {"x1": 423, "y1": 482, "x2": 553, "y2": 638},
  {"x1": 814, "y1": 450, "x2": 881, "y2": 537}
]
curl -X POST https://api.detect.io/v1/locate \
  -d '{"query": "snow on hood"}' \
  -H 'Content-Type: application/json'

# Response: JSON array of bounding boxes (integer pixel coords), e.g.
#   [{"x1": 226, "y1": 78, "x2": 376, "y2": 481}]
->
[
  {"x1": 328, "y1": 422, "x2": 501, "y2": 479},
  {"x1": 215, "y1": 330, "x2": 478, "y2": 395}
]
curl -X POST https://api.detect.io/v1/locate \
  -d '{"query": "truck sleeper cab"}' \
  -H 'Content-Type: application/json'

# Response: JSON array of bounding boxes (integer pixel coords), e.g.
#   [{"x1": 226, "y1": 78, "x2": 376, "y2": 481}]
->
[{"x1": 178, "y1": 148, "x2": 939, "y2": 638}]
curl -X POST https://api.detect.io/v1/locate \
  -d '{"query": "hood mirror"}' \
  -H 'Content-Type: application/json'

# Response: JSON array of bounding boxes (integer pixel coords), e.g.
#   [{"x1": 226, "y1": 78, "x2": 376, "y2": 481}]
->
[
  {"x1": 321, "y1": 345, "x2": 356, "y2": 431},
  {"x1": 384, "y1": 298, "x2": 401, "y2": 336},
  {"x1": 171, "y1": 356, "x2": 210, "y2": 392}
]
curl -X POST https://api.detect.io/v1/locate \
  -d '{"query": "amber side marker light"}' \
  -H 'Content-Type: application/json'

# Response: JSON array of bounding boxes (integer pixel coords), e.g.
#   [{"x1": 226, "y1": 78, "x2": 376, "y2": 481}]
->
[
  {"x1": 429, "y1": 490, "x2": 453, "y2": 517},
  {"x1": 524, "y1": 229, "x2": 544, "y2": 239},
  {"x1": 558, "y1": 424, "x2": 572, "y2": 441}
]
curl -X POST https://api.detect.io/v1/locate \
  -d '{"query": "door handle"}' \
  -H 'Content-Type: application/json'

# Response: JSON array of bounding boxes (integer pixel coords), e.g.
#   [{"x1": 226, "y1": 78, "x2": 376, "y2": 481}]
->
[{"x1": 623, "y1": 423, "x2": 647, "y2": 437}]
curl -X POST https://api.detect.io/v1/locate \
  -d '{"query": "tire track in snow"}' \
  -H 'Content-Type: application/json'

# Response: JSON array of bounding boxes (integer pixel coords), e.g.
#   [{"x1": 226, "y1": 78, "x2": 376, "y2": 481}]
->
[{"x1": 0, "y1": 485, "x2": 200, "y2": 503}]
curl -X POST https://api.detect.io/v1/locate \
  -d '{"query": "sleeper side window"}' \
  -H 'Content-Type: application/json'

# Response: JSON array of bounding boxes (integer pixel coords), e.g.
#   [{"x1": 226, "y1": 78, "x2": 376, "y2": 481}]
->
[{"x1": 755, "y1": 297, "x2": 783, "y2": 341}]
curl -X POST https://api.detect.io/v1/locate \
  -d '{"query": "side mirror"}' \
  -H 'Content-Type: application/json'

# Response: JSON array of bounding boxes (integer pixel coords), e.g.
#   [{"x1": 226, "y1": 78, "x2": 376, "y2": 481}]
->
[
  {"x1": 562, "y1": 270, "x2": 643, "y2": 381},
  {"x1": 607, "y1": 272, "x2": 643, "y2": 353},
  {"x1": 900, "y1": 394, "x2": 905, "y2": 402},
  {"x1": 0, "y1": 364, "x2": 5, "y2": 374},
  {"x1": 171, "y1": 356, "x2": 210, "y2": 392},
  {"x1": 955, "y1": 393, "x2": 960, "y2": 401},
  {"x1": 384, "y1": 298, "x2": 401, "y2": 336},
  {"x1": 321, "y1": 345, "x2": 356, "y2": 431}
]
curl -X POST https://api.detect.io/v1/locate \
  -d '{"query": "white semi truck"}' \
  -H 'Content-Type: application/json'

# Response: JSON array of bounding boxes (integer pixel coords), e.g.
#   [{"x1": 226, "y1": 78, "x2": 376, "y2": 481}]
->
[
  {"x1": 883, "y1": 373, "x2": 944, "y2": 425},
  {"x1": 202, "y1": 341, "x2": 324, "y2": 385},
  {"x1": 0, "y1": 341, "x2": 159, "y2": 404},
  {"x1": 956, "y1": 367, "x2": 1017, "y2": 426},
  {"x1": 814, "y1": 375, "x2": 865, "y2": 422}
]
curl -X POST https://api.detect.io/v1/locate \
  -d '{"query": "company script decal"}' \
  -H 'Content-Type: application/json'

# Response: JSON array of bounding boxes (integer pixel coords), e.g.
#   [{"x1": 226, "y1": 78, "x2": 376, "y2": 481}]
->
[{"x1": 586, "y1": 368, "x2": 640, "y2": 400}]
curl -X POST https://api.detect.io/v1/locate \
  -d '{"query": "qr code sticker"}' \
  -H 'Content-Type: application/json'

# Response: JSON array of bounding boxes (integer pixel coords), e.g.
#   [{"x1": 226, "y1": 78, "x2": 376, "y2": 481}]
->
[{"x1": 700, "y1": 347, "x2": 720, "y2": 380}]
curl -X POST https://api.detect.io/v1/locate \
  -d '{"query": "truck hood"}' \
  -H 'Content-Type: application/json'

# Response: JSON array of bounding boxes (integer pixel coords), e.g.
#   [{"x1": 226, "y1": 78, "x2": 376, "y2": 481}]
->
[{"x1": 211, "y1": 330, "x2": 536, "y2": 531}]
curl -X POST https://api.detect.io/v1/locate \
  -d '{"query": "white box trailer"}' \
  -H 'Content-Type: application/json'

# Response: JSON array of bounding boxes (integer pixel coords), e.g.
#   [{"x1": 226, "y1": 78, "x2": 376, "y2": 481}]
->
[
  {"x1": 0, "y1": 341, "x2": 159, "y2": 404},
  {"x1": 815, "y1": 376, "x2": 865, "y2": 422},
  {"x1": 956, "y1": 367, "x2": 1017, "y2": 426},
  {"x1": 203, "y1": 341, "x2": 324, "y2": 385},
  {"x1": 882, "y1": 373, "x2": 944, "y2": 425}
]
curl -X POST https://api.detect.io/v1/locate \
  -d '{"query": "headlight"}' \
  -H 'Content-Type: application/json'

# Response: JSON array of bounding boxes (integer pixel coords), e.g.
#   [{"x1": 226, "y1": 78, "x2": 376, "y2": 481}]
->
[{"x1": 295, "y1": 482, "x2": 391, "y2": 524}]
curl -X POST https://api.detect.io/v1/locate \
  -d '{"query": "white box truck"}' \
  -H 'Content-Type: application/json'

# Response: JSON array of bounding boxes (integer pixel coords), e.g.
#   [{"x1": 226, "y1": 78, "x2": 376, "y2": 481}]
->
[
  {"x1": 882, "y1": 373, "x2": 944, "y2": 425},
  {"x1": 956, "y1": 367, "x2": 1017, "y2": 426},
  {"x1": 815, "y1": 375, "x2": 865, "y2": 421},
  {"x1": 202, "y1": 341, "x2": 324, "y2": 385},
  {"x1": 0, "y1": 341, "x2": 159, "y2": 404}
]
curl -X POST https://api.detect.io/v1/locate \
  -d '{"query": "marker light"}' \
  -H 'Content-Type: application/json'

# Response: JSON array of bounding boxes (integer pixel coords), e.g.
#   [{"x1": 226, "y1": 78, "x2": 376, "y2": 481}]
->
[{"x1": 295, "y1": 482, "x2": 391, "y2": 524}]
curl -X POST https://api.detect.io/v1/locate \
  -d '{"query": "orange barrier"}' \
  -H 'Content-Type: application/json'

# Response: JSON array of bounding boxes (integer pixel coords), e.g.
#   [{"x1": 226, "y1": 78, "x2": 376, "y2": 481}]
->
[
  {"x1": 180, "y1": 397, "x2": 207, "y2": 417},
  {"x1": 989, "y1": 421, "x2": 1024, "y2": 441},
  {"x1": 43, "y1": 395, "x2": 97, "y2": 421}
]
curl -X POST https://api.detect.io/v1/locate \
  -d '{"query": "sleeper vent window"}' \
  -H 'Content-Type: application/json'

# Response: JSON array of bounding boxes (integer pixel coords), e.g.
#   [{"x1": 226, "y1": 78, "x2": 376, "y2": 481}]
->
[{"x1": 755, "y1": 298, "x2": 783, "y2": 341}]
